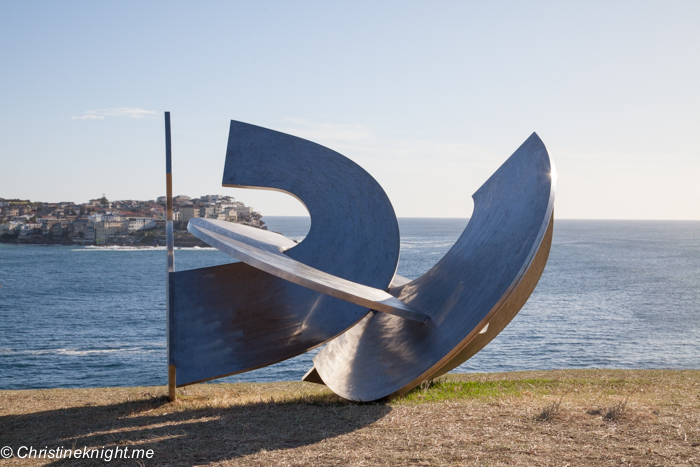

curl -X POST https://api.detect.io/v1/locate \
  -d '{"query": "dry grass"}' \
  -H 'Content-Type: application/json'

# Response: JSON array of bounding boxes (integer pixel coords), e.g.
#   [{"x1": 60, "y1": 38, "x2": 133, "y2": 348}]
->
[
  {"x1": 603, "y1": 393, "x2": 632, "y2": 422},
  {"x1": 1, "y1": 369, "x2": 699, "y2": 466},
  {"x1": 535, "y1": 394, "x2": 564, "y2": 421}
]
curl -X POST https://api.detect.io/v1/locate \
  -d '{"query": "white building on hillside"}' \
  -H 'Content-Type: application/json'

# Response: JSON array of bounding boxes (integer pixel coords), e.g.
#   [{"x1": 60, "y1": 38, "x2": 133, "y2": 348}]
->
[{"x1": 124, "y1": 217, "x2": 157, "y2": 233}]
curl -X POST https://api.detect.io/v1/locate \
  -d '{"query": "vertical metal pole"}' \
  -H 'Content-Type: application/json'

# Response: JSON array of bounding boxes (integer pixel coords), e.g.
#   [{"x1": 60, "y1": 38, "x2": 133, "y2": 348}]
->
[{"x1": 165, "y1": 111, "x2": 176, "y2": 402}]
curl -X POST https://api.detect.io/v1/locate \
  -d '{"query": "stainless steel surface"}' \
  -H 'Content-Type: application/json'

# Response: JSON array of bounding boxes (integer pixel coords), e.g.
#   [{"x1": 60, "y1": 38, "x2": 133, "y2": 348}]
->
[
  {"x1": 189, "y1": 217, "x2": 297, "y2": 253},
  {"x1": 311, "y1": 133, "x2": 556, "y2": 401},
  {"x1": 187, "y1": 218, "x2": 428, "y2": 322},
  {"x1": 169, "y1": 121, "x2": 401, "y2": 386},
  {"x1": 169, "y1": 121, "x2": 556, "y2": 397}
]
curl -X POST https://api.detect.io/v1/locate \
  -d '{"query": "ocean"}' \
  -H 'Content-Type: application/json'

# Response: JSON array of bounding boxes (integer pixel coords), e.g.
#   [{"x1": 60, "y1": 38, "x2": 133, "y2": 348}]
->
[{"x1": 0, "y1": 218, "x2": 698, "y2": 390}]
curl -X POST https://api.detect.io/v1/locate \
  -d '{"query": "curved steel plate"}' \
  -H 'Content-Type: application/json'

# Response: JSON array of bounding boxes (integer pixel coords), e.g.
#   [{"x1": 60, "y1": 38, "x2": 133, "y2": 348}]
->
[
  {"x1": 187, "y1": 218, "x2": 428, "y2": 322},
  {"x1": 310, "y1": 133, "x2": 556, "y2": 401},
  {"x1": 169, "y1": 121, "x2": 401, "y2": 386},
  {"x1": 189, "y1": 217, "x2": 298, "y2": 253}
]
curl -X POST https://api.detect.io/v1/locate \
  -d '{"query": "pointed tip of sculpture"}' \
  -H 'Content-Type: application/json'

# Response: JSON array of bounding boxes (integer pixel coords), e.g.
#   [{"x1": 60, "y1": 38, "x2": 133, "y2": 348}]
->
[{"x1": 302, "y1": 367, "x2": 326, "y2": 385}]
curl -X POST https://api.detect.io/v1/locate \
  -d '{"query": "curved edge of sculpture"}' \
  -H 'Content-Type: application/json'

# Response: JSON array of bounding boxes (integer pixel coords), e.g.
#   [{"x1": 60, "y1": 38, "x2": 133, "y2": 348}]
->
[
  {"x1": 168, "y1": 121, "x2": 402, "y2": 386},
  {"x1": 308, "y1": 132, "x2": 556, "y2": 401},
  {"x1": 187, "y1": 218, "x2": 429, "y2": 323},
  {"x1": 189, "y1": 217, "x2": 297, "y2": 253},
  {"x1": 425, "y1": 215, "x2": 554, "y2": 380},
  {"x1": 222, "y1": 120, "x2": 402, "y2": 287}
]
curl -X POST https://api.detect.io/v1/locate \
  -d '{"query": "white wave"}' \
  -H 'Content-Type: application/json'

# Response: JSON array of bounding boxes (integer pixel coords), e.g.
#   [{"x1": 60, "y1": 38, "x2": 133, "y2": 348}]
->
[
  {"x1": 73, "y1": 246, "x2": 217, "y2": 252},
  {"x1": 0, "y1": 346, "x2": 165, "y2": 356}
]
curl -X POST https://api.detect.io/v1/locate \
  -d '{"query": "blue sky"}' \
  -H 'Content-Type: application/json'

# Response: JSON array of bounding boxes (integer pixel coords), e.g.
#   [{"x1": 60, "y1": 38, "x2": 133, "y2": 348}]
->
[{"x1": 1, "y1": 1, "x2": 698, "y2": 219}]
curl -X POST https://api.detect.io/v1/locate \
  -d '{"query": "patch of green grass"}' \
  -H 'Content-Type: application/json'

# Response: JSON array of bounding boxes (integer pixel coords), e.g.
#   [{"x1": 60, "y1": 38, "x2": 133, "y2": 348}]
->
[
  {"x1": 392, "y1": 372, "x2": 657, "y2": 404},
  {"x1": 396, "y1": 378, "x2": 561, "y2": 403}
]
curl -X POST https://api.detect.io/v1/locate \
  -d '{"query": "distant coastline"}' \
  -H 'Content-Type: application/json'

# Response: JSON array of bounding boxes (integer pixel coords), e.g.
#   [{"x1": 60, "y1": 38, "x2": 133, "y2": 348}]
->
[
  {"x1": 1, "y1": 225, "x2": 210, "y2": 248},
  {"x1": 0, "y1": 194, "x2": 264, "y2": 247}
]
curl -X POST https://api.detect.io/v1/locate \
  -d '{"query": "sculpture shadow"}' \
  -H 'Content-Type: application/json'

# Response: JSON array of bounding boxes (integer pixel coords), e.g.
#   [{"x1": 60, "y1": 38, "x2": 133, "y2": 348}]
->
[{"x1": 1, "y1": 390, "x2": 392, "y2": 465}]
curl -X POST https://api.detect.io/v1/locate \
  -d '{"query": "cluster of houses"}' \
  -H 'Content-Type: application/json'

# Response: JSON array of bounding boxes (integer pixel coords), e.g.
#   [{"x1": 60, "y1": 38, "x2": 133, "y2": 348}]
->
[{"x1": 0, "y1": 194, "x2": 263, "y2": 245}]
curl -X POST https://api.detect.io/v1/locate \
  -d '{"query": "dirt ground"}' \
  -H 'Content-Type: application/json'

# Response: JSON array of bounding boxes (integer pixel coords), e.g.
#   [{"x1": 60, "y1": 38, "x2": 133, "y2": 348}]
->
[{"x1": 1, "y1": 369, "x2": 698, "y2": 466}]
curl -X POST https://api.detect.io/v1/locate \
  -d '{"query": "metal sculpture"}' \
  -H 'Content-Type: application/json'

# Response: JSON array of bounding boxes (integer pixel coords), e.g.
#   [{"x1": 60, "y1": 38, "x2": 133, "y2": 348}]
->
[{"x1": 166, "y1": 117, "x2": 556, "y2": 402}]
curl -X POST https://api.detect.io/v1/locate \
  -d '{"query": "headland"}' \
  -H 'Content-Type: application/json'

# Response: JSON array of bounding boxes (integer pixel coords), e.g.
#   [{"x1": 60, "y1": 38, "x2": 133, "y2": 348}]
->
[{"x1": 0, "y1": 194, "x2": 265, "y2": 247}]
